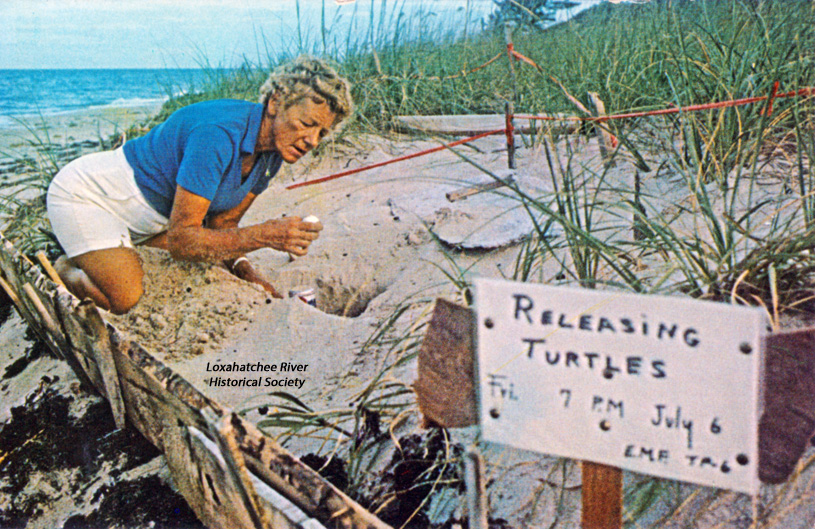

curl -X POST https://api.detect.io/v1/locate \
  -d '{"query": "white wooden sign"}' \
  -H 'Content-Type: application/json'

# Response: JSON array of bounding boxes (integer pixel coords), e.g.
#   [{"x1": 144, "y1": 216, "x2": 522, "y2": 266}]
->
[{"x1": 475, "y1": 278, "x2": 766, "y2": 494}]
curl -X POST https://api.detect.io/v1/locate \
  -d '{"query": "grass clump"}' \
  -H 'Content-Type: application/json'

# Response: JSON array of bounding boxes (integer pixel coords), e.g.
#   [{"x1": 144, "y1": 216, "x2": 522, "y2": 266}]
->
[
  {"x1": 0, "y1": 0, "x2": 814, "y2": 527},
  {"x1": 243, "y1": 298, "x2": 474, "y2": 527},
  {"x1": 0, "y1": 117, "x2": 66, "y2": 258}
]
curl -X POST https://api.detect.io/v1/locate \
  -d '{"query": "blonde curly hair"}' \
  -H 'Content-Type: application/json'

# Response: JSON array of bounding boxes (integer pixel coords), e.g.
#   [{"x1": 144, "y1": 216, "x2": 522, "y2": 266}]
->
[{"x1": 259, "y1": 55, "x2": 353, "y2": 126}]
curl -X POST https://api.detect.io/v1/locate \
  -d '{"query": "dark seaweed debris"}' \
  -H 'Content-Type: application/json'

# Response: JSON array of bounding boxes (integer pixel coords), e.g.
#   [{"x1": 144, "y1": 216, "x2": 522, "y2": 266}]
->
[
  {"x1": 0, "y1": 291, "x2": 13, "y2": 327},
  {"x1": 369, "y1": 429, "x2": 466, "y2": 528},
  {"x1": 62, "y1": 475, "x2": 204, "y2": 529},
  {"x1": 0, "y1": 377, "x2": 200, "y2": 528},
  {"x1": 301, "y1": 453, "x2": 350, "y2": 491},
  {"x1": 2, "y1": 337, "x2": 47, "y2": 380}
]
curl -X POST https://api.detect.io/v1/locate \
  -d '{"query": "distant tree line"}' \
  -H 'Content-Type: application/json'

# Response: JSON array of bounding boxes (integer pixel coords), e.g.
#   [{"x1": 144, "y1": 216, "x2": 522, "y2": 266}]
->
[{"x1": 489, "y1": 0, "x2": 581, "y2": 30}]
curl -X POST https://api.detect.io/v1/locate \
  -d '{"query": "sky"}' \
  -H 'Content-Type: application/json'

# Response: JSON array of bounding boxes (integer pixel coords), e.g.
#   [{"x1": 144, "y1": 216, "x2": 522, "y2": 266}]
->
[
  {"x1": 0, "y1": 0, "x2": 489, "y2": 69},
  {"x1": 0, "y1": 0, "x2": 606, "y2": 70}
]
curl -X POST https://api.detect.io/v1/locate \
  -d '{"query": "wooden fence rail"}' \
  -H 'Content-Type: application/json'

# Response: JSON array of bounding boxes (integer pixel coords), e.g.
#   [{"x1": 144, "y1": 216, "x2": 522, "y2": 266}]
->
[{"x1": 0, "y1": 233, "x2": 391, "y2": 529}]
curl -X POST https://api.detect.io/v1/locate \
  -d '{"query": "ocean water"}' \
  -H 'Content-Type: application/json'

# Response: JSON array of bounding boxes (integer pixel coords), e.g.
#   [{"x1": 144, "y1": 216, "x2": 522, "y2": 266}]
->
[
  {"x1": 0, "y1": 1, "x2": 604, "y2": 130},
  {"x1": 0, "y1": 69, "x2": 218, "y2": 128}
]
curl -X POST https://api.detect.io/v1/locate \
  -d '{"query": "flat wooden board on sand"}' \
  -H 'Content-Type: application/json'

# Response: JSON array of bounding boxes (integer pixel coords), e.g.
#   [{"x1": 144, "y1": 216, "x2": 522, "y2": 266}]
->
[{"x1": 394, "y1": 114, "x2": 576, "y2": 136}]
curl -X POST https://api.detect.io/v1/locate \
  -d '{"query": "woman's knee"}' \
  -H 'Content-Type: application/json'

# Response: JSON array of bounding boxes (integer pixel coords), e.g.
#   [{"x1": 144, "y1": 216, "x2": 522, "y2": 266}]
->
[{"x1": 69, "y1": 248, "x2": 145, "y2": 314}]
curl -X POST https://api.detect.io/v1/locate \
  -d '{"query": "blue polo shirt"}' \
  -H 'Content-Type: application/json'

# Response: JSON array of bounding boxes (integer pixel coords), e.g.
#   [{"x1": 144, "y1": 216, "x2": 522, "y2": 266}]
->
[{"x1": 123, "y1": 99, "x2": 283, "y2": 218}]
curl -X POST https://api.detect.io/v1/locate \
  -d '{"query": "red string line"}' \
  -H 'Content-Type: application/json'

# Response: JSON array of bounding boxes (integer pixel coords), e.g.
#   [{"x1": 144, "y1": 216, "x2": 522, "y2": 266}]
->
[
  {"x1": 510, "y1": 49, "x2": 543, "y2": 71},
  {"x1": 286, "y1": 129, "x2": 506, "y2": 190},
  {"x1": 516, "y1": 87, "x2": 815, "y2": 123}
]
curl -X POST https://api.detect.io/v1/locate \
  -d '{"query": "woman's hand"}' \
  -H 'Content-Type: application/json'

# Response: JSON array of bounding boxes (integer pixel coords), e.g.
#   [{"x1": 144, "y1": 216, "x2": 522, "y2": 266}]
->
[
  {"x1": 165, "y1": 187, "x2": 323, "y2": 262},
  {"x1": 258, "y1": 217, "x2": 323, "y2": 256},
  {"x1": 228, "y1": 258, "x2": 283, "y2": 298}
]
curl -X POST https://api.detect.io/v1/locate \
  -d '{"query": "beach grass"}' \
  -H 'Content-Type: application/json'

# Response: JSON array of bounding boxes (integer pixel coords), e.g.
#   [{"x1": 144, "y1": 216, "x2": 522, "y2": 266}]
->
[
  {"x1": 0, "y1": 115, "x2": 67, "y2": 258},
  {"x1": 1, "y1": 0, "x2": 814, "y2": 526},
  {"x1": 236, "y1": 0, "x2": 813, "y2": 526},
  {"x1": 245, "y1": 298, "x2": 439, "y2": 523}
]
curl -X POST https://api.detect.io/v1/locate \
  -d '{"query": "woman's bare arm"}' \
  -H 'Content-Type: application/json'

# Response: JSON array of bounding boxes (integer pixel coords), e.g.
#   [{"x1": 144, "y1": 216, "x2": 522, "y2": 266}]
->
[
  {"x1": 206, "y1": 191, "x2": 284, "y2": 298},
  {"x1": 166, "y1": 186, "x2": 322, "y2": 262},
  {"x1": 206, "y1": 190, "x2": 258, "y2": 231}
]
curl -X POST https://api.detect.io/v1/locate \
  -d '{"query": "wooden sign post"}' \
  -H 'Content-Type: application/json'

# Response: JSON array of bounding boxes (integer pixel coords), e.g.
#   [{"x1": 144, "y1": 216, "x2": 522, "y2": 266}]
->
[
  {"x1": 415, "y1": 281, "x2": 815, "y2": 528},
  {"x1": 581, "y1": 462, "x2": 622, "y2": 529}
]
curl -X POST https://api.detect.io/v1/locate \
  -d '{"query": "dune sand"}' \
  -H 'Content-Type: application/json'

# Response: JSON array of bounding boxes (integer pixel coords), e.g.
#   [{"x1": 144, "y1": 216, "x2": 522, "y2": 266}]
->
[{"x1": 2, "y1": 104, "x2": 815, "y2": 528}]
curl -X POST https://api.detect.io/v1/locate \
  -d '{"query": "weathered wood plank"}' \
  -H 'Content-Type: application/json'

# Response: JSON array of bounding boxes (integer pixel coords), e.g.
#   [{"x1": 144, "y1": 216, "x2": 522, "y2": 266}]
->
[
  {"x1": 111, "y1": 334, "x2": 386, "y2": 528},
  {"x1": 413, "y1": 298, "x2": 478, "y2": 428},
  {"x1": 55, "y1": 291, "x2": 108, "y2": 391},
  {"x1": 759, "y1": 327, "x2": 815, "y2": 484},
  {"x1": 162, "y1": 418, "x2": 279, "y2": 529},
  {"x1": 109, "y1": 335, "x2": 311, "y2": 528},
  {"x1": 109, "y1": 334, "x2": 221, "y2": 451},
  {"x1": 76, "y1": 301, "x2": 127, "y2": 430},
  {"x1": 0, "y1": 232, "x2": 392, "y2": 528},
  {"x1": 207, "y1": 410, "x2": 270, "y2": 529},
  {"x1": 234, "y1": 416, "x2": 391, "y2": 529}
]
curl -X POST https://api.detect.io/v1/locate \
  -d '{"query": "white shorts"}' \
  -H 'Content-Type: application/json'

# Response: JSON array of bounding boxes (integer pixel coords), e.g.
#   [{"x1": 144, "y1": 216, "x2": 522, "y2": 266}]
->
[{"x1": 46, "y1": 147, "x2": 169, "y2": 258}]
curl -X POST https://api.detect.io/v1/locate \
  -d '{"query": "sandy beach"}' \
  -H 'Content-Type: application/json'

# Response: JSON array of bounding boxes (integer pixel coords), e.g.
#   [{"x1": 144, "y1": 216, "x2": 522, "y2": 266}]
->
[
  {"x1": 0, "y1": 102, "x2": 163, "y2": 167},
  {"x1": 2, "y1": 98, "x2": 815, "y2": 528}
]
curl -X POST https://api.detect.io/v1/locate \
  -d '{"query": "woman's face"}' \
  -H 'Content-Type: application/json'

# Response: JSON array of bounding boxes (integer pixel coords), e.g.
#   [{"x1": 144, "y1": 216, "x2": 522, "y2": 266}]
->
[{"x1": 269, "y1": 96, "x2": 337, "y2": 163}]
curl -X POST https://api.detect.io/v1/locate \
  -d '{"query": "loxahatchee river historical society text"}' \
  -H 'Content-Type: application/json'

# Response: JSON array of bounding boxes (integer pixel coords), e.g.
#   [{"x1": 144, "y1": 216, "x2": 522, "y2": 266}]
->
[{"x1": 204, "y1": 361, "x2": 308, "y2": 389}]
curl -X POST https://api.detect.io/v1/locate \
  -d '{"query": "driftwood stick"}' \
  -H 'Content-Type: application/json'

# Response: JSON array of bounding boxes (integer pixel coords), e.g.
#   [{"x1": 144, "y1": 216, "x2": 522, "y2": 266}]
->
[
  {"x1": 465, "y1": 447, "x2": 488, "y2": 529},
  {"x1": 446, "y1": 175, "x2": 515, "y2": 203},
  {"x1": 20, "y1": 253, "x2": 36, "y2": 269},
  {"x1": 505, "y1": 101, "x2": 516, "y2": 170},
  {"x1": 22, "y1": 282, "x2": 65, "y2": 359},
  {"x1": 587, "y1": 91, "x2": 617, "y2": 169},
  {"x1": 35, "y1": 250, "x2": 66, "y2": 288},
  {"x1": 504, "y1": 23, "x2": 518, "y2": 106},
  {"x1": 0, "y1": 271, "x2": 39, "y2": 327}
]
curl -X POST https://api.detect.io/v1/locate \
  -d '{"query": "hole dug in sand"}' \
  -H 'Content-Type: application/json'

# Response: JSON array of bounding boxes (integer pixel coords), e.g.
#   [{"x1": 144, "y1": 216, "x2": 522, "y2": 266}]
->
[
  {"x1": 108, "y1": 247, "x2": 389, "y2": 364},
  {"x1": 314, "y1": 275, "x2": 386, "y2": 317},
  {"x1": 271, "y1": 260, "x2": 389, "y2": 318}
]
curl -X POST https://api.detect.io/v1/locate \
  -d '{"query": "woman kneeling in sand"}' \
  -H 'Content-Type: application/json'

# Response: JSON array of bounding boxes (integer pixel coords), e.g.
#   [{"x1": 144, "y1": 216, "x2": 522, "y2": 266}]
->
[{"x1": 47, "y1": 56, "x2": 352, "y2": 314}]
